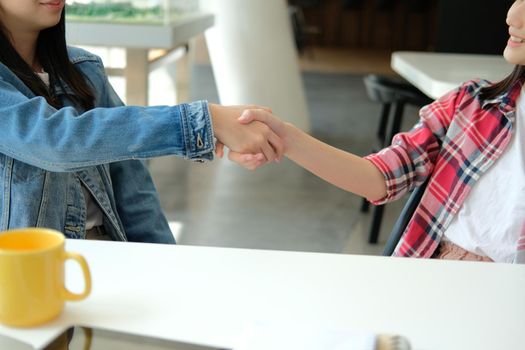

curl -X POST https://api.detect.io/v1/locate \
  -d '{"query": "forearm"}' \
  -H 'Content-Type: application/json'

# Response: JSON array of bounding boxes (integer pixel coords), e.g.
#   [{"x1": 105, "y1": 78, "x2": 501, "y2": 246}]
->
[
  {"x1": 284, "y1": 124, "x2": 387, "y2": 201},
  {"x1": 1, "y1": 103, "x2": 213, "y2": 172}
]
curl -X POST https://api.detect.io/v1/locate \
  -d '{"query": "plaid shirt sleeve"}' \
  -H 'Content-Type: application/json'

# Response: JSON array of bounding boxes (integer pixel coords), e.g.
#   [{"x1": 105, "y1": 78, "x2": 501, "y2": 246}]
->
[
  {"x1": 363, "y1": 79, "x2": 519, "y2": 259},
  {"x1": 365, "y1": 85, "x2": 467, "y2": 205}
]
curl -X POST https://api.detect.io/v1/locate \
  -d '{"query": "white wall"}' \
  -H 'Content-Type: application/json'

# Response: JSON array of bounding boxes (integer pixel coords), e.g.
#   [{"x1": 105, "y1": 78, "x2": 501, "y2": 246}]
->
[{"x1": 199, "y1": 0, "x2": 311, "y2": 131}]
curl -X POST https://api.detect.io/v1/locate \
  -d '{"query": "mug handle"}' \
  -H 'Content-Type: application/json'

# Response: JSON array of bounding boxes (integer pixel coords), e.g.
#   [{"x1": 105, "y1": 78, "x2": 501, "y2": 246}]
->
[{"x1": 62, "y1": 252, "x2": 92, "y2": 301}]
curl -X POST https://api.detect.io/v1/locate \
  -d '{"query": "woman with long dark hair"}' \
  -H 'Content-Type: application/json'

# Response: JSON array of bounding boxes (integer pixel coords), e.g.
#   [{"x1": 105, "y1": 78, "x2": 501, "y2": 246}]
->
[
  {"x1": 0, "y1": 1, "x2": 283, "y2": 242},
  {"x1": 233, "y1": 1, "x2": 525, "y2": 263}
]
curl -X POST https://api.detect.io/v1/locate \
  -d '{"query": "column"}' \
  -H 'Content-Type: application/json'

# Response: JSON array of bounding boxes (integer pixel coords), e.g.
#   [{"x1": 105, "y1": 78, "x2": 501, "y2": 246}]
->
[{"x1": 199, "y1": 0, "x2": 311, "y2": 131}]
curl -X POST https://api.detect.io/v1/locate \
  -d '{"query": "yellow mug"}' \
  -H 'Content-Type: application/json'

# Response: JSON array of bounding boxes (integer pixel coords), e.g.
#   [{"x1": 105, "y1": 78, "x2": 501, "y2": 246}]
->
[{"x1": 0, "y1": 228, "x2": 91, "y2": 327}]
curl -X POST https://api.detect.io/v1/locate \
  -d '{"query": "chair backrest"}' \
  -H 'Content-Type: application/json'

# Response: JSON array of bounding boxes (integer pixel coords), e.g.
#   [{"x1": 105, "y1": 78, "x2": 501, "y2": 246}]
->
[
  {"x1": 363, "y1": 74, "x2": 433, "y2": 106},
  {"x1": 382, "y1": 179, "x2": 429, "y2": 256},
  {"x1": 289, "y1": 5, "x2": 306, "y2": 52}
]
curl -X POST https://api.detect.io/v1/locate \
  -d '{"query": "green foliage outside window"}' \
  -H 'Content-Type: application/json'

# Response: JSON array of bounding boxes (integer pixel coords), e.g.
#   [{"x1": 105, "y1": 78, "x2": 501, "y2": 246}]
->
[{"x1": 66, "y1": 2, "x2": 187, "y2": 24}]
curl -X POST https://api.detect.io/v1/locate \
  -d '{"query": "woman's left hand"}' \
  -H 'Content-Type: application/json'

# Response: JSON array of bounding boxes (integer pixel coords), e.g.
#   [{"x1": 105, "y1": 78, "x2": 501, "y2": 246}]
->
[{"x1": 215, "y1": 141, "x2": 267, "y2": 170}]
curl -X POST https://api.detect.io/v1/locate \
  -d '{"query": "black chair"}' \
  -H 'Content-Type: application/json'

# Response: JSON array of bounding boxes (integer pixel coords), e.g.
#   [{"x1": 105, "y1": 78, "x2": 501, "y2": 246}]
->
[
  {"x1": 289, "y1": 0, "x2": 322, "y2": 56},
  {"x1": 361, "y1": 74, "x2": 433, "y2": 244},
  {"x1": 382, "y1": 179, "x2": 429, "y2": 256}
]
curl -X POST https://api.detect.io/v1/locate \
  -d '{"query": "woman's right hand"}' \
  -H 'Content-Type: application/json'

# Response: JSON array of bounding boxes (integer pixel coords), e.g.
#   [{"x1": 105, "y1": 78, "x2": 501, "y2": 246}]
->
[
  {"x1": 237, "y1": 109, "x2": 289, "y2": 142},
  {"x1": 209, "y1": 104, "x2": 284, "y2": 162},
  {"x1": 225, "y1": 109, "x2": 291, "y2": 170}
]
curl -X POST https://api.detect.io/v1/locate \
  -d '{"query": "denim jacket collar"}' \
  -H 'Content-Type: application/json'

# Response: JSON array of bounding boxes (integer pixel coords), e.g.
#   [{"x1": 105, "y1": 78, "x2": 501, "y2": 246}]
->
[{"x1": 0, "y1": 46, "x2": 99, "y2": 99}]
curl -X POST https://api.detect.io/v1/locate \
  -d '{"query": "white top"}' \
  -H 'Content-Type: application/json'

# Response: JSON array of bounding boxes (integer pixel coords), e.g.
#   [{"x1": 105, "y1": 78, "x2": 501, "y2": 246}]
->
[
  {"x1": 391, "y1": 51, "x2": 513, "y2": 99},
  {"x1": 36, "y1": 72, "x2": 49, "y2": 86},
  {"x1": 0, "y1": 241, "x2": 523, "y2": 350},
  {"x1": 444, "y1": 88, "x2": 525, "y2": 262},
  {"x1": 82, "y1": 187, "x2": 104, "y2": 230}
]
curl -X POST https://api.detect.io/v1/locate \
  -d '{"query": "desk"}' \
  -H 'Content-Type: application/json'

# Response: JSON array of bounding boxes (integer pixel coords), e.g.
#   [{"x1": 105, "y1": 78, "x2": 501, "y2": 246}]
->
[
  {"x1": 1, "y1": 241, "x2": 523, "y2": 350},
  {"x1": 391, "y1": 51, "x2": 514, "y2": 99},
  {"x1": 66, "y1": 13, "x2": 214, "y2": 106}
]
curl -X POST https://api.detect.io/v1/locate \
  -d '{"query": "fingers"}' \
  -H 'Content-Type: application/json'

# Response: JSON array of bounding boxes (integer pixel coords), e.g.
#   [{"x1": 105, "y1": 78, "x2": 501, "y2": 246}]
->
[
  {"x1": 267, "y1": 131, "x2": 284, "y2": 161},
  {"x1": 259, "y1": 139, "x2": 277, "y2": 163},
  {"x1": 240, "y1": 104, "x2": 273, "y2": 114},
  {"x1": 215, "y1": 141, "x2": 224, "y2": 158},
  {"x1": 212, "y1": 104, "x2": 284, "y2": 161},
  {"x1": 236, "y1": 113, "x2": 285, "y2": 161},
  {"x1": 253, "y1": 105, "x2": 272, "y2": 113},
  {"x1": 238, "y1": 109, "x2": 266, "y2": 125},
  {"x1": 228, "y1": 152, "x2": 266, "y2": 170},
  {"x1": 238, "y1": 109, "x2": 283, "y2": 135}
]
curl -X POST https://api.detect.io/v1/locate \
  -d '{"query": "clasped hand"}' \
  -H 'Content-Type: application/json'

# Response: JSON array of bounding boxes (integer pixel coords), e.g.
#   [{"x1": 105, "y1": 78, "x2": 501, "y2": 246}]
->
[
  {"x1": 209, "y1": 104, "x2": 284, "y2": 170},
  {"x1": 210, "y1": 104, "x2": 286, "y2": 170}
]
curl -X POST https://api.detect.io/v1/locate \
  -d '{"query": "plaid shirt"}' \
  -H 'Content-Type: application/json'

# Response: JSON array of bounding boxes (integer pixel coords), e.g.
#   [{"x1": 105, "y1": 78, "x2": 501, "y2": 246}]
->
[{"x1": 366, "y1": 79, "x2": 525, "y2": 263}]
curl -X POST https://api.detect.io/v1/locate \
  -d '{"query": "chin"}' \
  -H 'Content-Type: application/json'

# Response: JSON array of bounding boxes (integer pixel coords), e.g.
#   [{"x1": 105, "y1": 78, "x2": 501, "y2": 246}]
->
[
  {"x1": 37, "y1": 19, "x2": 61, "y2": 31},
  {"x1": 503, "y1": 48, "x2": 525, "y2": 66}
]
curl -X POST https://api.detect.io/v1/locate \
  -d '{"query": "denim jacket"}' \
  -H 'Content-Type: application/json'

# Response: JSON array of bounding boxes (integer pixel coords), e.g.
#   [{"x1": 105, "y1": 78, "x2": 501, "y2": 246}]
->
[{"x1": 0, "y1": 46, "x2": 215, "y2": 243}]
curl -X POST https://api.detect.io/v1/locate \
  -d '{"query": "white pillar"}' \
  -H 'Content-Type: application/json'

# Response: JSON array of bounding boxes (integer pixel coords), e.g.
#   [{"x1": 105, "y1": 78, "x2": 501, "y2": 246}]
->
[{"x1": 199, "y1": 0, "x2": 311, "y2": 131}]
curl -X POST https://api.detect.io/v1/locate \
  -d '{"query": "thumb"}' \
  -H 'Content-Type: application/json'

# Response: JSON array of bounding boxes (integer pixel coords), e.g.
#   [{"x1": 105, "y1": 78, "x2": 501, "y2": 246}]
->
[
  {"x1": 238, "y1": 109, "x2": 256, "y2": 124},
  {"x1": 238, "y1": 109, "x2": 269, "y2": 124},
  {"x1": 215, "y1": 141, "x2": 225, "y2": 158},
  {"x1": 245, "y1": 104, "x2": 273, "y2": 114}
]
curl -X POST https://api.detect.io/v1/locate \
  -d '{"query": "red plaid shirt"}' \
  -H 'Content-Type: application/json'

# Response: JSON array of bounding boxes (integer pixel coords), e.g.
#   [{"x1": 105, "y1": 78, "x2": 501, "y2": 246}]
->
[{"x1": 366, "y1": 79, "x2": 525, "y2": 263}]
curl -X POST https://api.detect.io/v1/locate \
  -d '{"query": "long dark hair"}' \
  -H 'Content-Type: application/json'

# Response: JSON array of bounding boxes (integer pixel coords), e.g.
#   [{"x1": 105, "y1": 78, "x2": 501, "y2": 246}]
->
[
  {"x1": 480, "y1": 65, "x2": 525, "y2": 101},
  {"x1": 0, "y1": 8, "x2": 94, "y2": 110}
]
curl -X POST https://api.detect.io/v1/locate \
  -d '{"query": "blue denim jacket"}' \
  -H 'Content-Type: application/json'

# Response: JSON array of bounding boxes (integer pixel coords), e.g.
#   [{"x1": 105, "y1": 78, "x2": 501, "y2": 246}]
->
[{"x1": 0, "y1": 46, "x2": 215, "y2": 243}]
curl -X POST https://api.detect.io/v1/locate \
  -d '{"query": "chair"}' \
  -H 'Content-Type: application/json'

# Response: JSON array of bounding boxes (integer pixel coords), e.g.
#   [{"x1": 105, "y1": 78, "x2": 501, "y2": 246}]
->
[
  {"x1": 289, "y1": 1, "x2": 322, "y2": 56},
  {"x1": 361, "y1": 74, "x2": 433, "y2": 244},
  {"x1": 382, "y1": 179, "x2": 429, "y2": 256}
]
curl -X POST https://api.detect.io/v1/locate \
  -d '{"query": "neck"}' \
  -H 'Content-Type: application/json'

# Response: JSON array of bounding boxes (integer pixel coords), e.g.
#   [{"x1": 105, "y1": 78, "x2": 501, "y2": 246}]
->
[{"x1": 9, "y1": 30, "x2": 40, "y2": 72}]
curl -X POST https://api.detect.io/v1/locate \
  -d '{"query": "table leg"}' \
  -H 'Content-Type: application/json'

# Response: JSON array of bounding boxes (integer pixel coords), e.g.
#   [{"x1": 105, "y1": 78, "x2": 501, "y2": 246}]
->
[
  {"x1": 125, "y1": 48, "x2": 149, "y2": 106},
  {"x1": 174, "y1": 41, "x2": 193, "y2": 104}
]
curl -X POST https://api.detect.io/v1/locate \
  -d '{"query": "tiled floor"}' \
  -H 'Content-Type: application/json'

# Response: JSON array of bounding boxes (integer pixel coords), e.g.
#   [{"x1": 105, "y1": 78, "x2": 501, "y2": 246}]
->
[
  {"x1": 98, "y1": 42, "x2": 418, "y2": 256},
  {"x1": 298, "y1": 47, "x2": 395, "y2": 76}
]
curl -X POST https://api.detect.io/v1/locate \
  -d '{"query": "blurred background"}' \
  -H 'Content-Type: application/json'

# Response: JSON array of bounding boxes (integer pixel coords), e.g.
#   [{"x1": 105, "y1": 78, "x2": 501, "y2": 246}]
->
[{"x1": 64, "y1": 0, "x2": 510, "y2": 255}]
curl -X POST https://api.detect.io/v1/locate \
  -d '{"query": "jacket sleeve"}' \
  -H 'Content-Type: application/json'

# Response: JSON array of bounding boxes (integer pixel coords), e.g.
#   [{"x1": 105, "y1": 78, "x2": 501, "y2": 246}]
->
[
  {"x1": 0, "y1": 71, "x2": 214, "y2": 172},
  {"x1": 108, "y1": 159, "x2": 175, "y2": 244},
  {"x1": 98, "y1": 62, "x2": 175, "y2": 244},
  {"x1": 365, "y1": 83, "x2": 467, "y2": 204}
]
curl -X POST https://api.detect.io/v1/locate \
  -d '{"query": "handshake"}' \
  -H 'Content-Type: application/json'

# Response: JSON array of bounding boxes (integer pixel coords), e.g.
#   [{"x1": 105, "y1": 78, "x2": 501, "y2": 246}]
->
[{"x1": 209, "y1": 103, "x2": 289, "y2": 170}]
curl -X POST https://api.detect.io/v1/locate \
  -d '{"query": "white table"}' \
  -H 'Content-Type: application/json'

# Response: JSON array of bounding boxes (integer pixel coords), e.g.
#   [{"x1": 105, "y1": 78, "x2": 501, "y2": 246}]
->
[
  {"x1": 391, "y1": 51, "x2": 514, "y2": 99},
  {"x1": 1, "y1": 240, "x2": 523, "y2": 350},
  {"x1": 66, "y1": 13, "x2": 214, "y2": 106}
]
